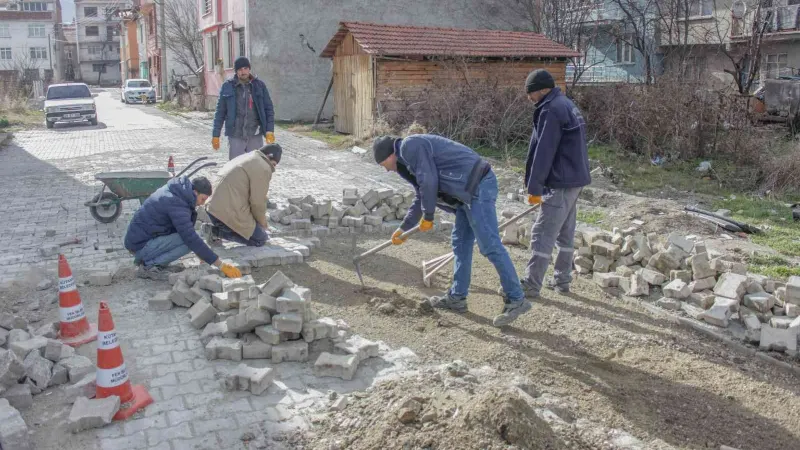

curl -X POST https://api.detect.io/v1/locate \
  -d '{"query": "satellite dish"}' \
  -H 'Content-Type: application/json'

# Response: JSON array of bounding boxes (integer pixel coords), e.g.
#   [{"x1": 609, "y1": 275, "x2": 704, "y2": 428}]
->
[{"x1": 732, "y1": 1, "x2": 747, "y2": 19}]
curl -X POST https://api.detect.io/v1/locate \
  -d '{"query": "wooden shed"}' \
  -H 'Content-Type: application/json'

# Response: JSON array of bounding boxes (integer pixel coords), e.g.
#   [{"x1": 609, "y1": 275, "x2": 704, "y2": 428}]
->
[{"x1": 320, "y1": 22, "x2": 580, "y2": 138}]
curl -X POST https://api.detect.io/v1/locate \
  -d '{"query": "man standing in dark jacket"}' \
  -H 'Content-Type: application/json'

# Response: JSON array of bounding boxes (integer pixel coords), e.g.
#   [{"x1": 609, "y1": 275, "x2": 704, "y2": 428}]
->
[
  {"x1": 519, "y1": 69, "x2": 591, "y2": 297},
  {"x1": 124, "y1": 176, "x2": 242, "y2": 281},
  {"x1": 211, "y1": 57, "x2": 275, "y2": 160},
  {"x1": 373, "y1": 134, "x2": 531, "y2": 327}
]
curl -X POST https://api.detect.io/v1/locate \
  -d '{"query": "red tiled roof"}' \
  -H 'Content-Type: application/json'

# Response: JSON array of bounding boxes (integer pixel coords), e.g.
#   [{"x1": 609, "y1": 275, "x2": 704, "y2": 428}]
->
[
  {"x1": 0, "y1": 11, "x2": 53, "y2": 20},
  {"x1": 320, "y1": 22, "x2": 580, "y2": 59}
]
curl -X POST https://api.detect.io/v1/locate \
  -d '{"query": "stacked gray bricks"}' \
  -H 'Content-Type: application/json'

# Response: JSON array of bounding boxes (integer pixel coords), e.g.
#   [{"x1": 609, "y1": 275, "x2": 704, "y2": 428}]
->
[
  {"x1": 269, "y1": 188, "x2": 418, "y2": 236},
  {"x1": 164, "y1": 269, "x2": 382, "y2": 393},
  {"x1": 578, "y1": 229, "x2": 800, "y2": 355}
]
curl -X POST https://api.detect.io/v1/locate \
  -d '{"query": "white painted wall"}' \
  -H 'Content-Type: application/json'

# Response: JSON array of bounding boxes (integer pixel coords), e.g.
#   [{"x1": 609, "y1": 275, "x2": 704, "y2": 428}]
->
[{"x1": 0, "y1": 2, "x2": 59, "y2": 80}]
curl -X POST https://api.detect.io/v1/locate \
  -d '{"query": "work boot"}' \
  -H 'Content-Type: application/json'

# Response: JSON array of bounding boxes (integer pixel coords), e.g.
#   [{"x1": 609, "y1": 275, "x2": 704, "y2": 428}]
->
[
  {"x1": 423, "y1": 293, "x2": 468, "y2": 313},
  {"x1": 545, "y1": 278, "x2": 570, "y2": 294},
  {"x1": 492, "y1": 300, "x2": 533, "y2": 327},
  {"x1": 496, "y1": 279, "x2": 540, "y2": 299},
  {"x1": 200, "y1": 223, "x2": 219, "y2": 242},
  {"x1": 137, "y1": 265, "x2": 169, "y2": 281},
  {"x1": 155, "y1": 264, "x2": 184, "y2": 273}
]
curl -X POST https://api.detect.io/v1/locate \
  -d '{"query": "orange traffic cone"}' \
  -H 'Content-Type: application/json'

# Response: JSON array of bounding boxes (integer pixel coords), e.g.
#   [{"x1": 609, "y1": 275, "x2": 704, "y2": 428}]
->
[
  {"x1": 95, "y1": 301, "x2": 153, "y2": 420},
  {"x1": 57, "y1": 254, "x2": 97, "y2": 347},
  {"x1": 167, "y1": 156, "x2": 175, "y2": 176}
]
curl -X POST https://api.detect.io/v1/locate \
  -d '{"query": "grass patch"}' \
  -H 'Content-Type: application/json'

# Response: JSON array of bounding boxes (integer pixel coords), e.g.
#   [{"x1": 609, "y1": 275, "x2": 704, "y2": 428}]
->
[
  {"x1": 745, "y1": 252, "x2": 800, "y2": 280},
  {"x1": 279, "y1": 121, "x2": 354, "y2": 148},
  {"x1": 713, "y1": 196, "x2": 800, "y2": 258},
  {"x1": 156, "y1": 102, "x2": 191, "y2": 114},
  {"x1": 0, "y1": 108, "x2": 44, "y2": 132},
  {"x1": 577, "y1": 209, "x2": 606, "y2": 225},
  {"x1": 473, "y1": 144, "x2": 527, "y2": 173}
]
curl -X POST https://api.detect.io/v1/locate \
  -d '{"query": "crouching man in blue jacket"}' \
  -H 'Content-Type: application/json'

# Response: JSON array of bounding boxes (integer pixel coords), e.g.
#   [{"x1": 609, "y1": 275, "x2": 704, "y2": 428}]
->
[
  {"x1": 124, "y1": 176, "x2": 242, "y2": 281},
  {"x1": 373, "y1": 134, "x2": 531, "y2": 327},
  {"x1": 519, "y1": 70, "x2": 591, "y2": 297}
]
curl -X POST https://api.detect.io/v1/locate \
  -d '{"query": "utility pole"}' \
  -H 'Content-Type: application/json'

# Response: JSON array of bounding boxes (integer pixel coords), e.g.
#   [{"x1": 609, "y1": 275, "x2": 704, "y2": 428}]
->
[{"x1": 159, "y1": 0, "x2": 167, "y2": 101}]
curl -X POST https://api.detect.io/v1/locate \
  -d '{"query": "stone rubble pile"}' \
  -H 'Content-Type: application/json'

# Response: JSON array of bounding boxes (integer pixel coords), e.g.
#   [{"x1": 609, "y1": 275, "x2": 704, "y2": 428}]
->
[
  {"x1": 158, "y1": 269, "x2": 382, "y2": 393},
  {"x1": 576, "y1": 228, "x2": 800, "y2": 355}
]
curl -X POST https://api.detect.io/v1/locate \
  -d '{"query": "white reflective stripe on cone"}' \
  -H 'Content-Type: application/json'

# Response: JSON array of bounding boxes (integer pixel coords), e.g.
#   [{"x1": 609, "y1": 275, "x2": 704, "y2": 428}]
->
[
  {"x1": 97, "y1": 330, "x2": 119, "y2": 350},
  {"x1": 59, "y1": 276, "x2": 76, "y2": 292},
  {"x1": 59, "y1": 303, "x2": 86, "y2": 323},
  {"x1": 96, "y1": 363, "x2": 129, "y2": 388}
]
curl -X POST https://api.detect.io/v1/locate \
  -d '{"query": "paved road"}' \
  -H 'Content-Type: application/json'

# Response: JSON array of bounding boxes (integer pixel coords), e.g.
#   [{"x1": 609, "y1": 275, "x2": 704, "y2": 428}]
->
[{"x1": 0, "y1": 89, "x2": 408, "y2": 285}]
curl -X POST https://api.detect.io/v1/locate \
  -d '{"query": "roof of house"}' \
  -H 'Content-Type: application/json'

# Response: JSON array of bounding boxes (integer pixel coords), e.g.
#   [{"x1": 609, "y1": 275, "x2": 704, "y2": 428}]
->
[{"x1": 320, "y1": 21, "x2": 580, "y2": 59}]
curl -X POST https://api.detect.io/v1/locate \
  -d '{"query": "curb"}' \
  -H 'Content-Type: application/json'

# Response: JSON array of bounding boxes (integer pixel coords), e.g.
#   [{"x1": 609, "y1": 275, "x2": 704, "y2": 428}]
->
[{"x1": 0, "y1": 132, "x2": 12, "y2": 147}]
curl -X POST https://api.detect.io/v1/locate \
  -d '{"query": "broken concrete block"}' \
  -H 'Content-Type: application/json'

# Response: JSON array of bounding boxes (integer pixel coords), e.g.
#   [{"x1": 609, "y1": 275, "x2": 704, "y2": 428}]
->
[
  {"x1": 186, "y1": 300, "x2": 218, "y2": 329},
  {"x1": 58, "y1": 356, "x2": 94, "y2": 382},
  {"x1": 241, "y1": 333, "x2": 272, "y2": 359},
  {"x1": 10, "y1": 336, "x2": 48, "y2": 359},
  {"x1": 1, "y1": 384, "x2": 32, "y2": 410},
  {"x1": 200, "y1": 321, "x2": 230, "y2": 346},
  {"x1": 334, "y1": 335, "x2": 379, "y2": 363},
  {"x1": 616, "y1": 265, "x2": 635, "y2": 278},
  {"x1": 573, "y1": 255, "x2": 593, "y2": 271},
  {"x1": 639, "y1": 268, "x2": 666, "y2": 286},
  {"x1": 786, "y1": 303, "x2": 800, "y2": 318},
  {"x1": 687, "y1": 291, "x2": 715, "y2": 309},
  {"x1": 186, "y1": 285, "x2": 212, "y2": 305},
  {"x1": 255, "y1": 325, "x2": 281, "y2": 345},
  {"x1": 198, "y1": 274, "x2": 225, "y2": 293},
  {"x1": 0, "y1": 398, "x2": 31, "y2": 450},
  {"x1": 31, "y1": 322, "x2": 58, "y2": 340},
  {"x1": 88, "y1": 271, "x2": 113, "y2": 286},
  {"x1": 691, "y1": 253, "x2": 716, "y2": 280},
  {"x1": 713, "y1": 273, "x2": 748, "y2": 300},
  {"x1": 786, "y1": 276, "x2": 800, "y2": 306},
  {"x1": 7, "y1": 329, "x2": 31, "y2": 346},
  {"x1": 68, "y1": 396, "x2": 120, "y2": 432},
  {"x1": 693, "y1": 241, "x2": 707, "y2": 255},
  {"x1": 775, "y1": 287, "x2": 787, "y2": 307},
  {"x1": 226, "y1": 307, "x2": 271, "y2": 334},
  {"x1": 170, "y1": 279, "x2": 193, "y2": 307},
  {"x1": 667, "y1": 232, "x2": 694, "y2": 254},
  {"x1": 273, "y1": 313, "x2": 303, "y2": 333},
  {"x1": 49, "y1": 363, "x2": 68, "y2": 387},
  {"x1": 211, "y1": 291, "x2": 238, "y2": 312},
  {"x1": 769, "y1": 317, "x2": 794, "y2": 330},
  {"x1": 592, "y1": 256, "x2": 612, "y2": 273},
  {"x1": 63, "y1": 373, "x2": 96, "y2": 402},
  {"x1": 746, "y1": 280, "x2": 765, "y2": 295},
  {"x1": 149, "y1": 291, "x2": 173, "y2": 311},
  {"x1": 593, "y1": 272, "x2": 620, "y2": 288},
  {"x1": 260, "y1": 271, "x2": 294, "y2": 297},
  {"x1": 0, "y1": 328, "x2": 7, "y2": 348},
  {"x1": 670, "y1": 270, "x2": 692, "y2": 283},
  {"x1": 648, "y1": 252, "x2": 681, "y2": 275},
  {"x1": 582, "y1": 230, "x2": 610, "y2": 245},
  {"x1": 257, "y1": 294, "x2": 277, "y2": 313},
  {"x1": 773, "y1": 305, "x2": 785, "y2": 316},
  {"x1": 663, "y1": 280, "x2": 691, "y2": 299},
  {"x1": 710, "y1": 258, "x2": 747, "y2": 275},
  {"x1": 301, "y1": 319, "x2": 335, "y2": 343},
  {"x1": 759, "y1": 326, "x2": 797, "y2": 353},
  {"x1": 23, "y1": 351, "x2": 53, "y2": 391},
  {"x1": 713, "y1": 296, "x2": 739, "y2": 313},
  {"x1": 681, "y1": 303, "x2": 705, "y2": 320},
  {"x1": 620, "y1": 273, "x2": 649, "y2": 297},
  {"x1": 656, "y1": 297, "x2": 682, "y2": 311},
  {"x1": 743, "y1": 292, "x2": 776, "y2": 314},
  {"x1": 764, "y1": 279, "x2": 784, "y2": 294},
  {"x1": 204, "y1": 337, "x2": 243, "y2": 361},
  {"x1": 0, "y1": 314, "x2": 27, "y2": 331},
  {"x1": 616, "y1": 254, "x2": 636, "y2": 268},
  {"x1": 590, "y1": 241, "x2": 620, "y2": 259},
  {"x1": 689, "y1": 277, "x2": 716, "y2": 293},
  {"x1": 314, "y1": 352, "x2": 358, "y2": 380},
  {"x1": 224, "y1": 364, "x2": 275, "y2": 395},
  {"x1": 272, "y1": 341, "x2": 309, "y2": 363},
  {"x1": 701, "y1": 304, "x2": 731, "y2": 327}
]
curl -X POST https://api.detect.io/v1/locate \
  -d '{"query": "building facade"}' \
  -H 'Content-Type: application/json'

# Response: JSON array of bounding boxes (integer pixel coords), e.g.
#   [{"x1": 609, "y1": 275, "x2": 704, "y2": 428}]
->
[
  {"x1": 74, "y1": 0, "x2": 121, "y2": 85},
  {"x1": 198, "y1": 0, "x2": 247, "y2": 106},
  {"x1": 0, "y1": 0, "x2": 63, "y2": 85},
  {"x1": 61, "y1": 22, "x2": 76, "y2": 81}
]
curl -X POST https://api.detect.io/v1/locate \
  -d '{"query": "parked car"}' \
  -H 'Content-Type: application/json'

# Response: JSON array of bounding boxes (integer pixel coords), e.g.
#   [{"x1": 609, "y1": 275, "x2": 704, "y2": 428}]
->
[
  {"x1": 121, "y1": 79, "x2": 156, "y2": 104},
  {"x1": 44, "y1": 83, "x2": 97, "y2": 129}
]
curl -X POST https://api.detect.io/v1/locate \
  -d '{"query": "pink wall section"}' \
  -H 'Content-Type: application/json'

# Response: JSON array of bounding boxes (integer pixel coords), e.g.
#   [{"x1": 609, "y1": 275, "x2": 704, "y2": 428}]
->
[{"x1": 199, "y1": 0, "x2": 247, "y2": 96}]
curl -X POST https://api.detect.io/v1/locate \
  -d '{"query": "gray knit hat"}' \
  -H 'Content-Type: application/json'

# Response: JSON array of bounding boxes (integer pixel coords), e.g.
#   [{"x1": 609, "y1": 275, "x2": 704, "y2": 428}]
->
[
  {"x1": 525, "y1": 69, "x2": 555, "y2": 93},
  {"x1": 373, "y1": 136, "x2": 399, "y2": 164}
]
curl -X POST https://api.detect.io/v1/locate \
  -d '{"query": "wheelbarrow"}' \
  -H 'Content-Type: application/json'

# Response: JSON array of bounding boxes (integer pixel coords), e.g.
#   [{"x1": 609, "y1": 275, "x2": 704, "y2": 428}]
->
[{"x1": 85, "y1": 157, "x2": 217, "y2": 223}]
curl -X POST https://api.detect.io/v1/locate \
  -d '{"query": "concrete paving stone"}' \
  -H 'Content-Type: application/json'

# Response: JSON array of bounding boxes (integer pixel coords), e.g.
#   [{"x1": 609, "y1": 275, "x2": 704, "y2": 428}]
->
[
  {"x1": 205, "y1": 337, "x2": 243, "y2": 361},
  {"x1": 639, "y1": 268, "x2": 666, "y2": 286},
  {"x1": 147, "y1": 421, "x2": 193, "y2": 446},
  {"x1": 131, "y1": 335, "x2": 167, "y2": 349},
  {"x1": 314, "y1": 352, "x2": 358, "y2": 380},
  {"x1": 759, "y1": 325, "x2": 798, "y2": 353},
  {"x1": 663, "y1": 279, "x2": 691, "y2": 299},
  {"x1": 786, "y1": 275, "x2": 800, "y2": 305},
  {"x1": 155, "y1": 360, "x2": 194, "y2": 377},
  {"x1": 160, "y1": 380, "x2": 204, "y2": 400},
  {"x1": 334, "y1": 335, "x2": 380, "y2": 363},
  {"x1": 187, "y1": 300, "x2": 218, "y2": 329},
  {"x1": 176, "y1": 367, "x2": 216, "y2": 384},
  {"x1": 260, "y1": 271, "x2": 295, "y2": 297},
  {"x1": 257, "y1": 293, "x2": 278, "y2": 313},
  {"x1": 226, "y1": 307, "x2": 271, "y2": 333},
  {"x1": 242, "y1": 333, "x2": 272, "y2": 359},
  {"x1": 655, "y1": 298, "x2": 683, "y2": 311},
  {"x1": 149, "y1": 291, "x2": 173, "y2": 311},
  {"x1": 32, "y1": 322, "x2": 59, "y2": 339},
  {"x1": 0, "y1": 349, "x2": 25, "y2": 388},
  {"x1": 88, "y1": 271, "x2": 113, "y2": 286},
  {"x1": 122, "y1": 414, "x2": 168, "y2": 436},
  {"x1": 0, "y1": 398, "x2": 32, "y2": 450},
  {"x1": 769, "y1": 316, "x2": 795, "y2": 329},
  {"x1": 276, "y1": 296, "x2": 307, "y2": 315},
  {"x1": 764, "y1": 279, "x2": 785, "y2": 294},
  {"x1": 23, "y1": 351, "x2": 53, "y2": 390},
  {"x1": 701, "y1": 304, "x2": 732, "y2": 328},
  {"x1": 713, "y1": 272, "x2": 749, "y2": 300},
  {"x1": 170, "y1": 280, "x2": 193, "y2": 307},
  {"x1": 689, "y1": 277, "x2": 716, "y2": 293},
  {"x1": 743, "y1": 292, "x2": 776, "y2": 313},
  {"x1": 183, "y1": 391, "x2": 225, "y2": 410},
  {"x1": 151, "y1": 340, "x2": 187, "y2": 355},
  {"x1": 670, "y1": 270, "x2": 692, "y2": 283},
  {"x1": 273, "y1": 313, "x2": 303, "y2": 333},
  {"x1": 49, "y1": 363, "x2": 68, "y2": 386},
  {"x1": 64, "y1": 373, "x2": 96, "y2": 401},
  {"x1": 137, "y1": 352, "x2": 173, "y2": 367},
  {"x1": 200, "y1": 321, "x2": 230, "y2": 346},
  {"x1": 10, "y1": 336, "x2": 48, "y2": 359},
  {"x1": 100, "y1": 430, "x2": 149, "y2": 450},
  {"x1": 1, "y1": 383, "x2": 32, "y2": 410},
  {"x1": 150, "y1": 372, "x2": 178, "y2": 388},
  {"x1": 69, "y1": 395, "x2": 120, "y2": 432},
  {"x1": 255, "y1": 325, "x2": 282, "y2": 345},
  {"x1": 687, "y1": 291, "x2": 715, "y2": 309},
  {"x1": 7, "y1": 329, "x2": 31, "y2": 345},
  {"x1": 713, "y1": 296, "x2": 740, "y2": 313},
  {"x1": 272, "y1": 341, "x2": 309, "y2": 363},
  {"x1": 58, "y1": 355, "x2": 94, "y2": 382},
  {"x1": 143, "y1": 395, "x2": 186, "y2": 418}
]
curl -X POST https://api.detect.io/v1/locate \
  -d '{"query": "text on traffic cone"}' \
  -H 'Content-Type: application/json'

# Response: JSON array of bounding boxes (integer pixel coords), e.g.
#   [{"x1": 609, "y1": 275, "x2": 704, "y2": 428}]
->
[{"x1": 57, "y1": 254, "x2": 97, "y2": 347}]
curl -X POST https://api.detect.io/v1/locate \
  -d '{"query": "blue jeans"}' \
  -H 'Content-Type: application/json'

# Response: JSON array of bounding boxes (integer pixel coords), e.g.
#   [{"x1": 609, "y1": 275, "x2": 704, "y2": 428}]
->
[
  {"x1": 208, "y1": 213, "x2": 268, "y2": 247},
  {"x1": 135, "y1": 233, "x2": 191, "y2": 268},
  {"x1": 449, "y1": 171, "x2": 525, "y2": 304}
]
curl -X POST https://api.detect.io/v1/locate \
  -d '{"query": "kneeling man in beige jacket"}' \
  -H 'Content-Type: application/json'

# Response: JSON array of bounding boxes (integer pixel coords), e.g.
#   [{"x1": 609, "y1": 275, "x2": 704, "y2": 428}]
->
[{"x1": 206, "y1": 143, "x2": 281, "y2": 246}]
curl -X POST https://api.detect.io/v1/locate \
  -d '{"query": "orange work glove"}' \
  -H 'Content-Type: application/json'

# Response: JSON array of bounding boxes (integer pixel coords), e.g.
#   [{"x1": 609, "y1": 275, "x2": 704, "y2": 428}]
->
[
  {"x1": 528, "y1": 195, "x2": 542, "y2": 205},
  {"x1": 419, "y1": 219, "x2": 434, "y2": 232},
  {"x1": 220, "y1": 263, "x2": 242, "y2": 278},
  {"x1": 211, "y1": 137, "x2": 220, "y2": 151},
  {"x1": 391, "y1": 229, "x2": 408, "y2": 245},
  {"x1": 265, "y1": 132, "x2": 275, "y2": 144}
]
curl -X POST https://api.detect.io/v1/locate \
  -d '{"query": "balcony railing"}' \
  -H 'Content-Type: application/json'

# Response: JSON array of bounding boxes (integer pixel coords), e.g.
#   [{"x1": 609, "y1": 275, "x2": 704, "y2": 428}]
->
[
  {"x1": 731, "y1": 5, "x2": 800, "y2": 38},
  {"x1": 567, "y1": 64, "x2": 645, "y2": 84}
]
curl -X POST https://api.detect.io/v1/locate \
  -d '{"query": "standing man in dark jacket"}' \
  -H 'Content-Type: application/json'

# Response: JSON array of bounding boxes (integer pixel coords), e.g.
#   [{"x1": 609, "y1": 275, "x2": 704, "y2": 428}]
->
[
  {"x1": 211, "y1": 57, "x2": 275, "y2": 160},
  {"x1": 124, "y1": 176, "x2": 242, "y2": 281},
  {"x1": 519, "y1": 69, "x2": 591, "y2": 297},
  {"x1": 373, "y1": 134, "x2": 531, "y2": 327}
]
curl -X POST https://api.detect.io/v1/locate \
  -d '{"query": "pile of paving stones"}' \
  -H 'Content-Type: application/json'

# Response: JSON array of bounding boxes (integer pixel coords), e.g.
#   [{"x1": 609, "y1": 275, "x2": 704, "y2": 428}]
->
[
  {"x1": 576, "y1": 228, "x2": 800, "y2": 355},
  {"x1": 155, "y1": 269, "x2": 382, "y2": 394},
  {"x1": 268, "y1": 188, "x2": 425, "y2": 236}
]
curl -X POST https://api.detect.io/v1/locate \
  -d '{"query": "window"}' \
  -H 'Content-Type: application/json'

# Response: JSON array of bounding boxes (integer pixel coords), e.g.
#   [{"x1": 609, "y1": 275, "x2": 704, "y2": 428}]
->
[
  {"x1": 238, "y1": 29, "x2": 246, "y2": 58},
  {"x1": 66, "y1": 49, "x2": 72, "y2": 60},
  {"x1": 0, "y1": 48, "x2": 11, "y2": 60},
  {"x1": 86, "y1": 26, "x2": 99, "y2": 37},
  {"x1": 680, "y1": 0, "x2": 713, "y2": 17},
  {"x1": 29, "y1": 24, "x2": 46, "y2": 38},
  {"x1": 223, "y1": 30, "x2": 231, "y2": 68},
  {"x1": 84, "y1": 6, "x2": 98, "y2": 17},
  {"x1": 684, "y1": 56, "x2": 707, "y2": 81},
  {"x1": 47, "y1": 84, "x2": 91, "y2": 100},
  {"x1": 93, "y1": 64, "x2": 106, "y2": 73},
  {"x1": 0, "y1": 24, "x2": 10, "y2": 38},
  {"x1": 207, "y1": 34, "x2": 219, "y2": 69},
  {"x1": 616, "y1": 37, "x2": 635, "y2": 64},
  {"x1": 764, "y1": 53, "x2": 788, "y2": 79},
  {"x1": 126, "y1": 80, "x2": 151, "y2": 88},
  {"x1": 107, "y1": 26, "x2": 118, "y2": 40},
  {"x1": 30, "y1": 47, "x2": 47, "y2": 59},
  {"x1": 23, "y1": 2, "x2": 47, "y2": 11},
  {"x1": 203, "y1": 0, "x2": 212, "y2": 15},
  {"x1": 87, "y1": 45, "x2": 102, "y2": 55}
]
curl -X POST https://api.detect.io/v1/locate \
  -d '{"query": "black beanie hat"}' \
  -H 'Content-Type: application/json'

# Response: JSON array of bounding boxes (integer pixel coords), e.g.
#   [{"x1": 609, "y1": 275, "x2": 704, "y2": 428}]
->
[
  {"x1": 259, "y1": 143, "x2": 283, "y2": 163},
  {"x1": 525, "y1": 69, "x2": 555, "y2": 93},
  {"x1": 234, "y1": 56, "x2": 251, "y2": 72},
  {"x1": 191, "y1": 176, "x2": 212, "y2": 196},
  {"x1": 373, "y1": 136, "x2": 398, "y2": 164}
]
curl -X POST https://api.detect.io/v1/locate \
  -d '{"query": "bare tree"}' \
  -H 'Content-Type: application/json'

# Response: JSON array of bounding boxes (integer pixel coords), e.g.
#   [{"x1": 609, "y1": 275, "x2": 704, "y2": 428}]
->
[
  {"x1": 0, "y1": 50, "x2": 43, "y2": 97},
  {"x1": 607, "y1": 0, "x2": 661, "y2": 84},
  {"x1": 163, "y1": 0, "x2": 203, "y2": 75},
  {"x1": 711, "y1": 0, "x2": 772, "y2": 94}
]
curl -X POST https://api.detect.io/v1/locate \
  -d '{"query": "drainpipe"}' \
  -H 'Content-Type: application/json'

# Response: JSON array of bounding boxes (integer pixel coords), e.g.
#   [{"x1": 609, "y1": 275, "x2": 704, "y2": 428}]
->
[{"x1": 244, "y1": 0, "x2": 249, "y2": 57}]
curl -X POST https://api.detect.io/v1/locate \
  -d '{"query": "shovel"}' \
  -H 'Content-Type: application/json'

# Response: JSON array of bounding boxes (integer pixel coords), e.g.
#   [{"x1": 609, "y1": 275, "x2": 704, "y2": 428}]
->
[{"x1": 353, "y1": 225, "x2": 420, "y2": 287}]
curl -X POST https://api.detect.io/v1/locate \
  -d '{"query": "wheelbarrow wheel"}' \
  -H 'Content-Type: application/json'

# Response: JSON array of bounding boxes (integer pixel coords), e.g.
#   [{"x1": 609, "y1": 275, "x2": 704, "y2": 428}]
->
[{"x1": 90, "y1": 192, "x2": 122, "y2": 223}]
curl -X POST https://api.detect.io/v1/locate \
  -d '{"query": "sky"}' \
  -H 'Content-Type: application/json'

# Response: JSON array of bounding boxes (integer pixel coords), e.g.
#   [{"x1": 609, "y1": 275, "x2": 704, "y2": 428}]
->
[{"x1": 61, "y1": 0, "x2": 75, "y2": 23}]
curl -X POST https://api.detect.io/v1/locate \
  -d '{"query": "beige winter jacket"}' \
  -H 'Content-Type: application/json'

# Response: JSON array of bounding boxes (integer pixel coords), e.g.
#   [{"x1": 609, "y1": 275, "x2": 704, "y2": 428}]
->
[{"x1": 207, "y1": 151, "x2": 274, "y2": 239}]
